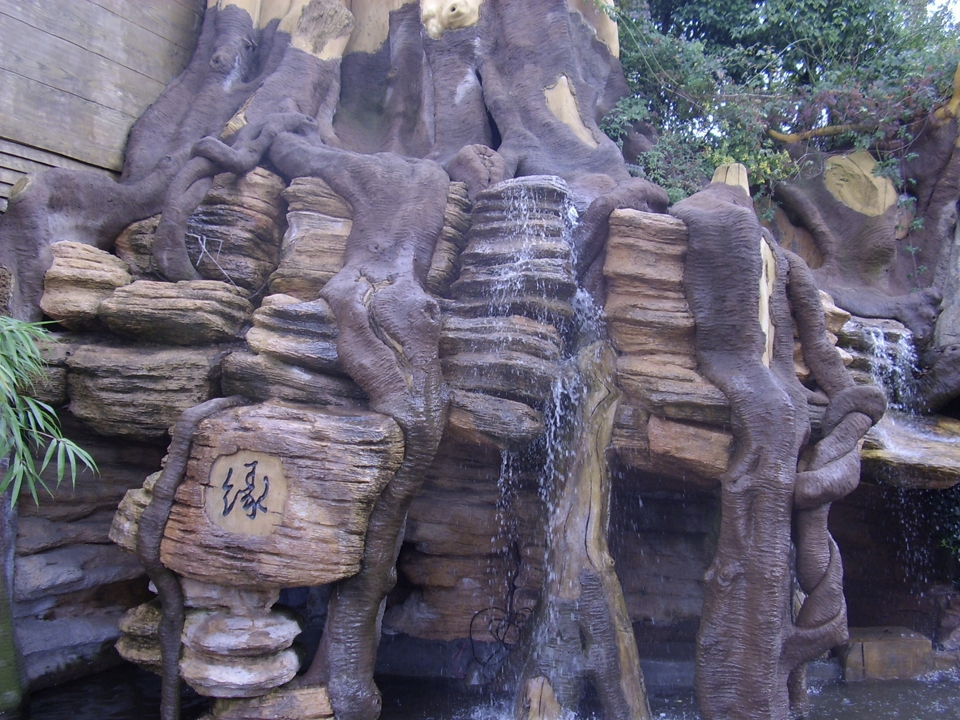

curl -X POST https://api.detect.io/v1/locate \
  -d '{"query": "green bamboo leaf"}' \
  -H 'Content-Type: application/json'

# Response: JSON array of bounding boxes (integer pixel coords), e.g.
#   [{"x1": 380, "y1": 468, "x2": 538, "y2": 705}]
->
[
  {"x1": 39, "y1": 440, "x2": 57, "y2": 475},
  {"x1": 0, "y1": 318, "x2": 97, "y2": 507},
  {"x1": 56, "y1": 441, "x2": 66, "y2": 485}
]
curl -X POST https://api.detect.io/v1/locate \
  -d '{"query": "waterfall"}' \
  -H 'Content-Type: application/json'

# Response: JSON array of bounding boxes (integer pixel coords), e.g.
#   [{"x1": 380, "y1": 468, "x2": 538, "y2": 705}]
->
[
  {"x1": 452, "y1": 177, "x2": 650, "y2": 719},
  {"x1": 862, "y1": 324, "x2": 920, "y2": 412}
]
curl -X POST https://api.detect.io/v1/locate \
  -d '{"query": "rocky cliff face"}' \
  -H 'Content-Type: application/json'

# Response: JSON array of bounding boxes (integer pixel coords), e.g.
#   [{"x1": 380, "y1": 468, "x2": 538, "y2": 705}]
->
[{"x1": 1, "y1": 2, "x2": 958, "y2": 720}]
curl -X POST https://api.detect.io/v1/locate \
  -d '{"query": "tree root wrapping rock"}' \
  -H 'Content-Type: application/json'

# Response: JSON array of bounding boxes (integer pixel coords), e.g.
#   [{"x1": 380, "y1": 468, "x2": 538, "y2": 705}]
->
[
  {"x1": 675, "y1": 176, "x2": 885, "y2": 720},
  {"x1": 136, "y1": 396, "x2": 250, "y2": 720}
]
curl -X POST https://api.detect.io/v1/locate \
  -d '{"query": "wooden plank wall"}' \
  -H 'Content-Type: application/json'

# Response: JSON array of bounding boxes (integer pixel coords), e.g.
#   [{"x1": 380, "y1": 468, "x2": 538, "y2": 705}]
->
[{"x1": 0, "y1": 0, "x2": 205, "y2": 212}]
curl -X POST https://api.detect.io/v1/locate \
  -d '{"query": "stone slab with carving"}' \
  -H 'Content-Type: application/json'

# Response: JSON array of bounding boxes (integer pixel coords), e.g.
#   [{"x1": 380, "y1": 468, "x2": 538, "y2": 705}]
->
[{"x1": 160, "y1": 401, "x2": 404, "y2": 588}]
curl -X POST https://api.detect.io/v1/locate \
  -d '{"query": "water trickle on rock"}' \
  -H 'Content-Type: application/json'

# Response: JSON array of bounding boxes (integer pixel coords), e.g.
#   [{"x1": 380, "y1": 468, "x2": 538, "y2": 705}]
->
[{"x1": 862, "y1": 324, "x2": 921, "y2": 412}]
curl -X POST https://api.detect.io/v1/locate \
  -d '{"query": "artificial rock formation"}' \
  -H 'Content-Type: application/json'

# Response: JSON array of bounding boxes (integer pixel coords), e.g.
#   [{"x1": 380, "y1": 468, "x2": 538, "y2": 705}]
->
[
  {"x1": 674, "y1": 170, "x2": 885, "y2": 719},
  {"x1": 5, "y1": 3, "x2": 955, "y2": 720}
]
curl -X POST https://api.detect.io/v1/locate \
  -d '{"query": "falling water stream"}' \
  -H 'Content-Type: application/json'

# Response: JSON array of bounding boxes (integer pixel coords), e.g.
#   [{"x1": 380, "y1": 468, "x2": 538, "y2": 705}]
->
[{"x1": 862, "y1": 324, "x2": 920, "y2": 412}]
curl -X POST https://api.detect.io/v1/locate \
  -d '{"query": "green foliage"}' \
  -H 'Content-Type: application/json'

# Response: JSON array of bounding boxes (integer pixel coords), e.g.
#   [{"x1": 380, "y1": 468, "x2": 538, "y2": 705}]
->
[
  {"x1": 0, "y1": 317, "x2": 96, "y2": 506},
  {"x1": 610, "y1": 0, "x2": 960, "y2": 201}
]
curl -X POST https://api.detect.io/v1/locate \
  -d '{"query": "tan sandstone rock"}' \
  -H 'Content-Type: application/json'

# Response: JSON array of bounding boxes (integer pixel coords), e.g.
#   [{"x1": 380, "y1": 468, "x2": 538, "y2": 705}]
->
[
  {"x1": 40, "y1": 242, "x2": 133, "y2": 330},
  {"x1": 99, "y1": 280, "x2": 253, "y2": 345},
  {"x1": 161, "y1": 401, "x2": 404, "y2": 588},
  {"x1": 66, "y1": 343, "x2": 225, "y2": 439}
]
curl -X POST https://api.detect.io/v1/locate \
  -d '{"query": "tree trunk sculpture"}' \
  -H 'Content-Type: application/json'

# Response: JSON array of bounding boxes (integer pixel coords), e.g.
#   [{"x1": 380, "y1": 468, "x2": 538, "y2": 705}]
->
[
  {"x1": 513, "y1": 341, "x2": 652, "y2": 720},
  {"x1": 674, "y1": 174, "x2": 885, "y2": 720},
  {"x1": 0, "y1": 3, "x2": 291, "y2": 320}
]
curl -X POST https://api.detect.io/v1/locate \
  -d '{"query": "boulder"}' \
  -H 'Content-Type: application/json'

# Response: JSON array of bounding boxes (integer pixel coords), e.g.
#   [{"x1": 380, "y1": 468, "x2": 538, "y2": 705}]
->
[
  {"x1": 17, "y1": 510, "x2": 118, "y2": 556},
  {"x1": 40, "y1": 242, "x2": 133, "y2": 330},
  {"x1": 99, "y1": 280, "x2": 253, "y2": 345},
  {"x1": 268, "y1": 177, "x2": 352, "y2": 299},
  {"x1": 839, "y1": 627, "x2": 934, "y2": 681},
  {"x1": 268, "y1": 210, "x2": 351, "y2": 300},
  {"x1": 161, "y1": 401, "x2": 404, "y2": 588},
  {"x1": 29, "y1": 333, "x2": 74, "y2": 407},
  {"x1": 66, "y1": 343, "x2": 225, "y2": 440},
  {"x1": 646, "y1": 415, "x2": 731, "y2": 482},
  {"x1": 16, "y1": 611, "x2": 127, "y2": 690},
  {"x1": 115, "y1": 600, "x2": 163, "y2": 673},
  {"x1": 109, "y1": 471, "x2": 159, "y2": 554},
  {"x1": 13, "y1": 543, "x2": 143, "y2": 603},
  {"x1": 182, "y1": 609, "x2": 301, "y2": 658},
  {"x1": 221, "y1": 351, "x2": 365, "y2": 406},
  {"x1": 270, "y1": 178, "x2": 473, "y2": 300},
  {"x1": 180, "y1": 647, "x2": 300, "y2": 698},
  {"x1": 440, "y1": 314, "x2": 564, "y2": 408},
  {"x1": 245, "y1": 294, "x2": 341, "y2": 373},
  {"x1": 440, "y1": 314, "x2": 562, "y2": 361},
  {"x1": 617, "y1": 356, "x2": 729, "y2": 426},
  {"x1": 181, "y1": 579, "x2": 280, "y2": 614},
  {"x1": 114, "y1": 216, "x2": 161, "y2": 277},
  {"x1": 446, "y1": 390, "x2": 544, "y2": 451}
]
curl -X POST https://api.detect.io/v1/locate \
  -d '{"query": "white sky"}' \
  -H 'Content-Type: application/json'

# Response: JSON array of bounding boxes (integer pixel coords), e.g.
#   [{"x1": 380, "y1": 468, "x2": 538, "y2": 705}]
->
[{"x1": 931, "y1": 0, "x2": 960, "y2": 21}]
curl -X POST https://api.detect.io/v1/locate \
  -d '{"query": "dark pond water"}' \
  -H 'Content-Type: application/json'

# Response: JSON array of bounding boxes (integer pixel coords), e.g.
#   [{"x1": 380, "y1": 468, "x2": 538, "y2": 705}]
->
[{"x1": 22, "y1": 667, "x2": 960, "y2": 720}]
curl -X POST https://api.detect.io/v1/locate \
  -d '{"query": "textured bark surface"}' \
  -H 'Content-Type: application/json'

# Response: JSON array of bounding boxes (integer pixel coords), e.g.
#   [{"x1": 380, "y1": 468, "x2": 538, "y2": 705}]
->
[{"x1": 675, "y1": 178, "x2": 885, "y2": 720}]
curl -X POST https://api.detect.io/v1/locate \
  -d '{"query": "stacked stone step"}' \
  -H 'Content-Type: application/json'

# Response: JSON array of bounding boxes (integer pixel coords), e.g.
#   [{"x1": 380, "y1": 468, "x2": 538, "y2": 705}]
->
[
  {"x1": 390, "y1": 177, "x2": 579, "y2": 649},
  {"x1": 115, "y1": 581, "x2": 303, "y2": 700},
  {"x1": 223, "y1": 293, "x2": 366, "y2": 407},
  {"x1": 448, "y1": 175, "x2": 577, "y2": 330},
  {"x1": 443, "y1": 176, "x2": 575, "y2": 415}
]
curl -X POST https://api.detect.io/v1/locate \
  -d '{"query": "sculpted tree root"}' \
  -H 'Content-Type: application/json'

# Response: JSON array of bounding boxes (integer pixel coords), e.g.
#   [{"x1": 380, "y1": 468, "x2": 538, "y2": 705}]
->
[
  {"x1": 675, "y1": 176, "x2": 884, "y2": 720},
  {"x1": 512, "y1": 342, "x2": 651, "y2": 720},
  {"x1": 135, "y1": 396, "x2": 250, "y2": 720},
  {"x1": 0, "y1": 3, "x2": 289, "y2": 319},
  {"x1": 266, "y1": 134, "x2": 451, "y2": 720}
]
